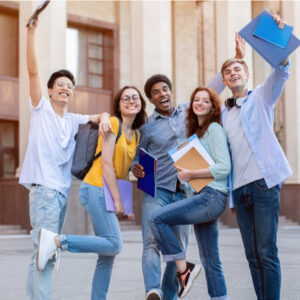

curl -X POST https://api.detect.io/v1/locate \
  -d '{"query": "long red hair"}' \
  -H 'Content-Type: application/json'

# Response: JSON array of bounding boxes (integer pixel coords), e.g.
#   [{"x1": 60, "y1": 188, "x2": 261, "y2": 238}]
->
[{"x1": 186, "y1": 87, "x2": 222, "y2": 138}]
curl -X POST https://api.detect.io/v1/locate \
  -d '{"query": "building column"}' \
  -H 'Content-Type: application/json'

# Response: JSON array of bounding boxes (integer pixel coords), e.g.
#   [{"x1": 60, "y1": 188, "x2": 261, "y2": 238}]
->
[
  {"x1": 128, "y1": 1, "x2": 172, "y2": 115},
  {"x1": 282, "y1": 1, "x2": 300, "y2": 182},
  {"x1": 19, "y1": 1, "x2": 67, "y2": 168},
  {"x1": 172, "y1": 1, "x2": 198, "y2": 104},
  {"x1": 215, "y1": 0, "x2": 252, "y2": 99}
]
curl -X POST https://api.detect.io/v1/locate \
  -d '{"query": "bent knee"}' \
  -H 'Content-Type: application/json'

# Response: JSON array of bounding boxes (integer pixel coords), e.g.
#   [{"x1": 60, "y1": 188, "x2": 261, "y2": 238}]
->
[{"x1": 111, "y1": 239, "x2": 122, "y2": 255}]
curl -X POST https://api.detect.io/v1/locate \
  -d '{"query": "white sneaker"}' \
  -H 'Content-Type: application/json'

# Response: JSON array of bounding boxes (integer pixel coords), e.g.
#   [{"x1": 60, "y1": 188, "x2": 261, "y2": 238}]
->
[
  {"x1": 145, "y1": 289, "x2": 162, "y2": 300},
  {"x1": 36, "y1": 228, "x2": 58, "y2": 271}
]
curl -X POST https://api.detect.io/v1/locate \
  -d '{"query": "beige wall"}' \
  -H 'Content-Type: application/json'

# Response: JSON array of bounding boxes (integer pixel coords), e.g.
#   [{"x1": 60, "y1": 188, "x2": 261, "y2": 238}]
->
[
  {"x1": 67, "y1": 1, "x2": 115, "y2": 23},
  {"x1": 172, "y1": 1, "x2": 198, "y2": 104}
]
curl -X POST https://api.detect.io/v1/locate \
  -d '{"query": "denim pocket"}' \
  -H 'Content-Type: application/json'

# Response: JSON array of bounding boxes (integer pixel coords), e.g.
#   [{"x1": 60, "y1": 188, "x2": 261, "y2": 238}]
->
[{"x1": 254, "y1": 179, "x2": 269, "y2": 191}]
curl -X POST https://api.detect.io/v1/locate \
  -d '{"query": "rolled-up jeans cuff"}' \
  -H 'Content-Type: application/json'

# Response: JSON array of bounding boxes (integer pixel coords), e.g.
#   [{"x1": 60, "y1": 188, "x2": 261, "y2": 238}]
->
[
  {"x1": 212, "y1": 295, "x2": 230, "y2": 300},
  {"x1": 59, "y1": 234, "x2": 68, "y2": 251},
  {"x1": 163, "y1": 251, "x2": 185, "y2": 262}
]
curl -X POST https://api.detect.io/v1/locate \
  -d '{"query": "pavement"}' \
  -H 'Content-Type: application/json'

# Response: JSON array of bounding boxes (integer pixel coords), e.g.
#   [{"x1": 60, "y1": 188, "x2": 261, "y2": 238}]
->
[{"x1": 0, "y1": 226, "x2": 300, "y2": 300}]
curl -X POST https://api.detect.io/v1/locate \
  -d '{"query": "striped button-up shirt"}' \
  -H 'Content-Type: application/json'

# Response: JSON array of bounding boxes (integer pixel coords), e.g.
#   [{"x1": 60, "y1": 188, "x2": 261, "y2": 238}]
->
[{"x1": 133, "y1": 73, "x2": 224, "y2": 192}]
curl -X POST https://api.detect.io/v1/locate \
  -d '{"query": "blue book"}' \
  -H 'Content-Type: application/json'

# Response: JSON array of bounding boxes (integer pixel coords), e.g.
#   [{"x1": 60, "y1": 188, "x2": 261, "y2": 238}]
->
[
  {"x1": 103, "y1": 178, "x2": 133, "y2": 215},
  {"x1": 137, "y1": 148, "x2": 157, "y2": 198},
  {"x1": 253, "y1": 15, "x2": 293, "y2": 49},
  {"x1": 239, "y1": 10, "x2": 300, "y2": 67}
]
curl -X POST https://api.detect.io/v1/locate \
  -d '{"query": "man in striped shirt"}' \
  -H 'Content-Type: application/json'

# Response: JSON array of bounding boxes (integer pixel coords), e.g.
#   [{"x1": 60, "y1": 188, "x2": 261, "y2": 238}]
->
[{"x1": 132, "y1": 73, "x2": 224, "y2": 300}]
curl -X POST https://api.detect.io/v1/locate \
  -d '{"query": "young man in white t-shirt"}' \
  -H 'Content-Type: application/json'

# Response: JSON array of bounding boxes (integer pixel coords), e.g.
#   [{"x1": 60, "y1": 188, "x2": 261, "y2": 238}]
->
[{"x1": 19, "y1": 18, "x2": 110, "y2": 300}]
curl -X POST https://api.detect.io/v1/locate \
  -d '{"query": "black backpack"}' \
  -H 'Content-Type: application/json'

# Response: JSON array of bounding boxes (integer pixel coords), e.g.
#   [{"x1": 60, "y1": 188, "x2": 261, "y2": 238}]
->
[{"x1": 71, "y1": 118, "x2": 138, "y2": 180}]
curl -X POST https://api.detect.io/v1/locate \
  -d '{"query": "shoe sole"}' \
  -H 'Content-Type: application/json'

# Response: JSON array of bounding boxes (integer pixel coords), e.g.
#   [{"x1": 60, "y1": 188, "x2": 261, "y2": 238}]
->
[
  {"x1": 36, "y1": 228, "x2": 43, "y2": 271},
  {"x1": 180, "y1": 264, "x2": 202, "y2": 298},
  {"x1": 145, "y1": 290, "x2": 162, "y2": 300},
  {"x1": 146, "y1": 295, "x2": 161, "y2": 300}
]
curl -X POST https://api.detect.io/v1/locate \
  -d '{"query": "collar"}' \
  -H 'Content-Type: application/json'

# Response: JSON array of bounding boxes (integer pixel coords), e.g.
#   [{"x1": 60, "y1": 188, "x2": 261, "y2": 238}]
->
[{"x1": 153, "y1": 106, "x2": 178, "y2": 119}]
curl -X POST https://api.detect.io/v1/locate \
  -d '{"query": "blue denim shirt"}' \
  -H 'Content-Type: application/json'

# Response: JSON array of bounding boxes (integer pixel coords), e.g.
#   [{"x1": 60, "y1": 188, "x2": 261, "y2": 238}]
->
[{"x1": 222, "y1": 62, "x2": 292, "y2": 207}]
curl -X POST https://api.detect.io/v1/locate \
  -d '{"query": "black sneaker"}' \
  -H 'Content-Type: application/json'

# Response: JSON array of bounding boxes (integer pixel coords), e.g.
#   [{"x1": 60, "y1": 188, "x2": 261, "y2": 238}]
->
[
  {"x1": 145, "y1": 289, "x2": 162, "y2": 300},
  {"x1": 176, "y1": 262, "x2": 201, "y2": 298}
]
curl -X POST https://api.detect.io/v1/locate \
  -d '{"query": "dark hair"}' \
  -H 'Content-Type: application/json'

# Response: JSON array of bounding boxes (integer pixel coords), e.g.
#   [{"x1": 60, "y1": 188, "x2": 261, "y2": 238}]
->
[
  {"x1": 113, "y1": 86, "x2": 147, "y2": 130},
  {"x1": 144, "y1": 74, "x2": 172, "y2": 99},
  {"x1": 221, "y1": 58, "x2": 249, "y2": 78},
  {"x1": 186, "y1": 87, "x2": 221, "y2": 138},
  {"x1": 47, "y1": 69, "x2": 76, "y2": 89}
]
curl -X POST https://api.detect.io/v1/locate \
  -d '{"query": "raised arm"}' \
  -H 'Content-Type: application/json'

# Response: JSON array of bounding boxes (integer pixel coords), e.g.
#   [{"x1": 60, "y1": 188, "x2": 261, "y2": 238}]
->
[
  {"x1": 101, "y1": 132, "x2": 125, "y2": 218},
  {"x1": 27, "y1": 20, "x2": 42, "y2": 107},
  {"x1": 273, "y1": 14, "x2": 289, "y2": 66}
]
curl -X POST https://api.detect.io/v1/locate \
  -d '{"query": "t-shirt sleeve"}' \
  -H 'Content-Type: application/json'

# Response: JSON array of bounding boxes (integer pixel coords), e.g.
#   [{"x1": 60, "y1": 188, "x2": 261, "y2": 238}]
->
[
  {"x1": 29, "y1": 96, "x2": 46, "y2": 111},
  {"x1": 75, "y1": 113, "x2": 89, "y2": 125},
  {"x1": 110, "y1": 116, "x2": 121, "y2": 137}
]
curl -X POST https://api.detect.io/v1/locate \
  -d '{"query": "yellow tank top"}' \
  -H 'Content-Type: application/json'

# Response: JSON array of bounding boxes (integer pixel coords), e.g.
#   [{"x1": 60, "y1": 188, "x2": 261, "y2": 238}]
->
[{"x1": 84, "y1": 116, "x2": 140, "y2": 187}]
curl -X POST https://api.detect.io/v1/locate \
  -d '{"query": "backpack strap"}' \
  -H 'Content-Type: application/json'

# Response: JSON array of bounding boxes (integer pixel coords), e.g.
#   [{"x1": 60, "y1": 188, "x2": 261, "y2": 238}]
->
[
  {"x1": 116, "y1": 118, "x2": 138, "y2": 143},
  {"x1": 116, "y1": 118, "x2": 122, "y2": 143},
  {"x1": 92, "y1": 118, "x2": 122, "y2": 162}
]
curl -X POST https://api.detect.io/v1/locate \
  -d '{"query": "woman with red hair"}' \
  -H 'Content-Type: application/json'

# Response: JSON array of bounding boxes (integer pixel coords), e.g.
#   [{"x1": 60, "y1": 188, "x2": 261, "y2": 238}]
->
[{"x1": 149, "y1": 87, "x2": 231, "y2": 300}]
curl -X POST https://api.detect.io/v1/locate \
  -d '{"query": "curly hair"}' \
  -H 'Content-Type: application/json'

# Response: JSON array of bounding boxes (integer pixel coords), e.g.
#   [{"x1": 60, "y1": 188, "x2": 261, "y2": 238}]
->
[
  {"x1": 113, "y1": 86, "x2": 147, "y2": 130},
  {"x1": 186, "y1": 87, "x2": 222, "y2": 138},
  {"x1": 144, "y1": 74, "x2": 172, "y2": 99}
]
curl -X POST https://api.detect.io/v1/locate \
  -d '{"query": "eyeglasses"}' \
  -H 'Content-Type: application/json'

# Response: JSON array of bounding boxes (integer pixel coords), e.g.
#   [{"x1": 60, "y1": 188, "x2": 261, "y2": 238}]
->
[
  {"x1": 55, "y1": 81, "x2": 74, "y2": 90},
  {"x1": 121, "y1": 94, "x2": 140, "y2": 104}
]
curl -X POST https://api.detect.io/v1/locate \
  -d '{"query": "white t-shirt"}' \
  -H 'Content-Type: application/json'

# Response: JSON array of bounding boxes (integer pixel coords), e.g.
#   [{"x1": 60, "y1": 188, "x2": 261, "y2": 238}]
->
[
  {"x1": 19, "y1": 97, "x2": 89, "y2": 197},
  {"x1": 225, "y1": 105, "x2": 263, "y2": 190}
]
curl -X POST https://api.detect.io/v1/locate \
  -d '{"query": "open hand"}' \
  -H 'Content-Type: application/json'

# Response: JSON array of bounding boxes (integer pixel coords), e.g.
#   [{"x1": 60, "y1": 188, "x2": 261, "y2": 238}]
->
[
  {"x1": 273, "y1": 14, "x2": 285, "y2": 29},
  {"x1": 234, "y1": 32, "x2": 246, "y2": 59}
]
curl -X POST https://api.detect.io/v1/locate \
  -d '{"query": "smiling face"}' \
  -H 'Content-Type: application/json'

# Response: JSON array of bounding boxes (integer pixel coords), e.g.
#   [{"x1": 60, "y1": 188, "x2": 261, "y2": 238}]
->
[
  {"x1": 222, "y1": 62, "x2": 249, "y2": 92},
  {"x1": 192, "y1": 90, "x2": 213, "y2": 122},
  {"x1": 48, "y1": 76, "x2": 74, "y2": 104},
  {"x1": 149, "y1": 81, "x2": 173, "y2": 116},
  {"x1": 119, "y1": 88, "x2": 142, "y2": 117}
]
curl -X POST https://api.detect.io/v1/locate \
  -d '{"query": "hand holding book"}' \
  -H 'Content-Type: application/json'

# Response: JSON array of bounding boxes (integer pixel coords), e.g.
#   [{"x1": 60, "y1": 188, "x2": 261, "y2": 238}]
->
[{"x1": 26, "y1": 0, "x2": 50, "y2": 28}]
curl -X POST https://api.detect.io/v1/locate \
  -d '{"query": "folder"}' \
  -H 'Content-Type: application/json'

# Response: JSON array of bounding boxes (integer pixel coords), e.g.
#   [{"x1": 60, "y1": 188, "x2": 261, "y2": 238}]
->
[
  {"x1": 169, "y1": 134, "x2": 215, "y2": 193},
  {"x1": 137, "y1": 148, "x2": 157, "y2": 198},
  {"x1": 239, "y1": 9, "x2": 300, "y2": 67},
  {"x1": 253, "y1": 15, "x2": 293, "y2": 49},
  {"x1": 103, "y1": 178, "x2": 133, "y2": 215}
]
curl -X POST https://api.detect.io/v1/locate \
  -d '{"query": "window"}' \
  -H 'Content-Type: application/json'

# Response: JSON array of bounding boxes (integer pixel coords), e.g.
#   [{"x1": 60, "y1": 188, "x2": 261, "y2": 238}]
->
[
  {"x1": 0, "y1": 10, "x2": 18, "y2": 77},
  {"x1": 66, "y1": 26, "x2": 114, "y2": 91},
  {"x1": 0, "y1": 121, "x2": 18, "y2": 178}
]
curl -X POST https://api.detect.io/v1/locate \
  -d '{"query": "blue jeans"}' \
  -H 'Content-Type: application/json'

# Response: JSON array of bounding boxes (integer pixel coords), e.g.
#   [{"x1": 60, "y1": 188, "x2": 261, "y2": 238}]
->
[
  {"x1": 26, "y1": 185, "x2": 67, "y2": 300},
  {"x1": 142, "y1": 188, "x2": 190, "y2": 300},
  {"x1": 149, "y1": 186, "x2": 228, "y2": 300},
  {"x1": 233, "y1": 179, "x2": 281, "y2": 300},
  {"x1": 60, "y1": 181, "x2": 122, "y2": 300}
]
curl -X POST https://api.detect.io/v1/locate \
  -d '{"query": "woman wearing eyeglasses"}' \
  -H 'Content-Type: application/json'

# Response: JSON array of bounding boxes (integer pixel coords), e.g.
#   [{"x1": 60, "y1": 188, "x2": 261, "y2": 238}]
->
[
  {"x1": 37, "y1": 86, "x2": 147, "y2": 300},
  {"x1": 149, "y1": 87, "x2": 231, "y2": 300}
]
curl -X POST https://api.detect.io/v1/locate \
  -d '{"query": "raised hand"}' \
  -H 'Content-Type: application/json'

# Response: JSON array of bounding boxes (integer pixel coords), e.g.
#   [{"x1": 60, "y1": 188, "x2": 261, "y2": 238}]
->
[
  {"x1": 273, "y1": 14, "x2": 285, "y2": 29},
  {"x1": 234, "y1": 32, "x2": 246, "y2": 59}
]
